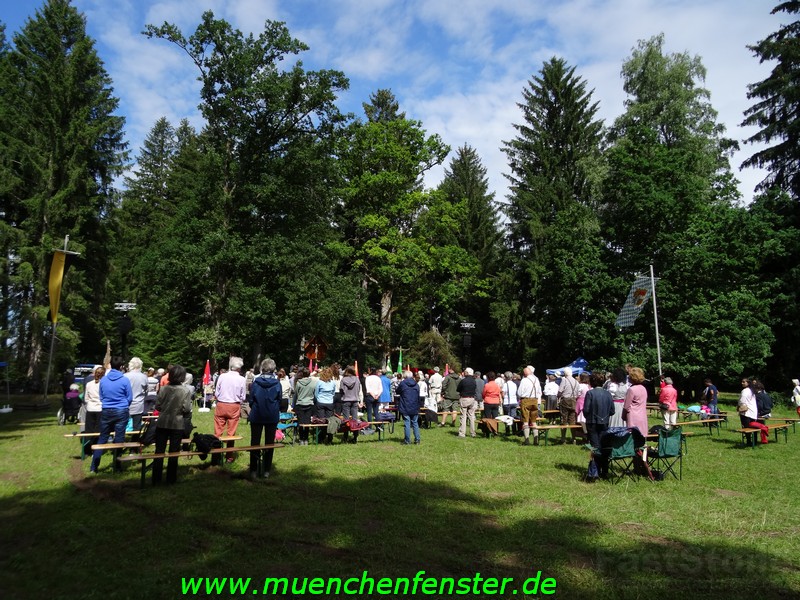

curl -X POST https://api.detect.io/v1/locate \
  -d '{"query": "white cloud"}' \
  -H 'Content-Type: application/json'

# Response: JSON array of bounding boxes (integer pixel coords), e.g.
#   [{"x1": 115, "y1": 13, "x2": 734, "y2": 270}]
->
[{"x1": 57, "y1": 0, "x2": 787, "y2": 202}]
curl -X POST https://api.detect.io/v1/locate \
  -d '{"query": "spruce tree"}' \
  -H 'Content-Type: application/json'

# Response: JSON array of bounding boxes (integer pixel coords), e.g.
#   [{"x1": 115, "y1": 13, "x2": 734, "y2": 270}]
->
[
  {"x1": 500, "y1": 57, "x2": 605, "y2": 365},
  {"x1": 4, "y1": 0, "x2": 127, "y2": 380}
]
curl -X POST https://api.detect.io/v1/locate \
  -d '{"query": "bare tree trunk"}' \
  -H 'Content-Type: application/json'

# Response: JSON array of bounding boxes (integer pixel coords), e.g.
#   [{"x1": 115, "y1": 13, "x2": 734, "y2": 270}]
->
[{"x1": 380, "y1": 288, "x2": 393, "y2": 363}]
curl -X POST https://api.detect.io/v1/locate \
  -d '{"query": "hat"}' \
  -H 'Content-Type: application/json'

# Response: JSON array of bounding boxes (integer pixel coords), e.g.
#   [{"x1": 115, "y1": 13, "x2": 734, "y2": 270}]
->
[
  {"x1": 157, "y1": 368, "x2": 165, "y2": 376},
  {"x1": 465, "y1": 367, "x2": 474, "y2": 376},
  {"x1": 526, "y1": 365, "x2": 535, "y2": 374},
  {"x1": 793, "y1": 379, "x2": 799, "y2": 386},
  {"x1": 433, "y1": 366, "x2": 440, "y2": 373}
]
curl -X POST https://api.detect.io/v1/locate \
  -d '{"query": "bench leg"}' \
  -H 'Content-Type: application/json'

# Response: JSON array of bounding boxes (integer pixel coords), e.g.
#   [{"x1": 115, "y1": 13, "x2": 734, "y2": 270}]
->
[{"x1": 140, "y1": 459, "x2": 147, "y2": 489}]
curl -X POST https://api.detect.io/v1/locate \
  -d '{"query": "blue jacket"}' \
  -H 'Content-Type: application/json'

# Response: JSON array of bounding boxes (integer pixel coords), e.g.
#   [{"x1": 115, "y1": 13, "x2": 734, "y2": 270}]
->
[
  {"x1": 249, "y1": 375, "x2": 281, "y2": 424},
  {"x1": 397, "y1": 378, "x2": 420, "y2": 416},
  {"x1": 380, "y1": 375, "x2": 392, "y2": 404},
  {"x1": 99, "y1": 369, "x2": 133, "y2": 411},
  {"x1": 315, "y1": 379, "x2": 336, "y2": 405}
]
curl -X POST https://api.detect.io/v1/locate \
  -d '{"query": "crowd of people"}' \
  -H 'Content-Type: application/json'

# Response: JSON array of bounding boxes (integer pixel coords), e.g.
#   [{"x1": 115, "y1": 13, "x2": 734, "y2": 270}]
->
[{"x1": 67, "y1": 355, "x2": 798, "y2": 483}]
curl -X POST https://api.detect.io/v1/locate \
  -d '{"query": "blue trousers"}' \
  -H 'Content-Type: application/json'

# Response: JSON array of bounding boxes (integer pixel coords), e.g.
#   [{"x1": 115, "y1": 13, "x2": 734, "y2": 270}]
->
[
  {"x1": 90, "y1": 407, "x2": 129, "y2": 472},
  {"x1": 403, "y1": 414, "x2": 420, "y2": 443}
]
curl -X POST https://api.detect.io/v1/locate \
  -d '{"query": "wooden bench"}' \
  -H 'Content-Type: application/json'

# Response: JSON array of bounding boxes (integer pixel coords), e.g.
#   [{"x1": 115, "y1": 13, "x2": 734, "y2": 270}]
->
[
  {"x1": 734, "y1": 424, "x2": 790, "y2": 448},
  {"x1": 89, "y1": 442, "x2": 144, "y2": 472},
  {"x1": 674, "y1": 418, "x2": 724, "y2": 435},
  {"x1": 434, "y1": 410, "x2": 459, "y2": 426},
  {"x1": 535, "y1": 424, "x2": 585, "y2": 446},
  {"x1": 362, "y1": 421, "x2": 394, "y2": 440},
  {"x1": 64, "y1": 430, "x2": 143, "y2": 460},
  {"x1": 763, "y1": 418, "x2": 799, "y2": 433},
  {"x1": 298, "y1": 421, "x2": 392, "y2": 444},
  {"x1": 118, "y1": 443, "x2": 284, "y2": 487}
]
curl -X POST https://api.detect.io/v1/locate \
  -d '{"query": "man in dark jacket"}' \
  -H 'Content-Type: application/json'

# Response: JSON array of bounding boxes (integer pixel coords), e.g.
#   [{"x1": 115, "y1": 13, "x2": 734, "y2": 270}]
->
[
  {"x1": 439, "y1": 369, "x2": 461, "y2": 427},
  {"x1": 398, "y1": 371, "x2": 421, "y2": 445},
  {"x1": 248, "y1": 358, "x2": 282, "y2": 479},
  {"x1": 456, "y1": 368, "x2": 478, "y2": 438},
  {"x1": 582, "y1": 372, "x2": 616, "y2": 479}
]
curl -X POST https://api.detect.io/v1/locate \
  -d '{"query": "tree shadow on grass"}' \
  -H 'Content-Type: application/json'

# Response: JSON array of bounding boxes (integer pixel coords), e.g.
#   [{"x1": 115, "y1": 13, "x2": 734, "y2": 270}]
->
[
  {"x1": 710, "y1": 437, "x2": 753, "y2": 449},
  {"x1": 0, "y1": 464, "x2": 797, "y2": 600}
]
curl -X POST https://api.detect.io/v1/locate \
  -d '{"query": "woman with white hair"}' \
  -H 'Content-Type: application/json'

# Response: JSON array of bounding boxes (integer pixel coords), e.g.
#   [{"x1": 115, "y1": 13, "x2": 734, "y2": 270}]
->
[
  {"x1": 792, "y1": 379, "x2": 800, "y2": 417},
  {"x1": 125, "y1": 357, "x2": 149, "y2": 432},
  {"x1": 398, "y1": 371, "x2": 421, "y2": 445}
]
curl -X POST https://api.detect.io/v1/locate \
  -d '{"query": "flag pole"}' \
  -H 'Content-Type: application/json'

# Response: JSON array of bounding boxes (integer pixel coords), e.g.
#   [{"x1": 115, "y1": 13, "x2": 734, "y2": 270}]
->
[
  {"x1": 650, "y1": 264, "x2": 663, "y2": 378},
  {"x1": 43, "y1": 235, "x2": 78, "y2": 406}
]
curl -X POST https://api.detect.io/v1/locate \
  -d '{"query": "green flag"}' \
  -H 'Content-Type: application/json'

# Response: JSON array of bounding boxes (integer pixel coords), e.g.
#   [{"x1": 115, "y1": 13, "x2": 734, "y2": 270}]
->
[{"x1": 399, "y1": 348, "x2": 404, "y2": 372}]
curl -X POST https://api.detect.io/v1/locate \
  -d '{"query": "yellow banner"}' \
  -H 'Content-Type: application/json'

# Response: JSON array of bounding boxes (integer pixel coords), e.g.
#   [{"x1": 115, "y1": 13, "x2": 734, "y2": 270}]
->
[{"x1": 48, "y1": 251, "x2": 66, "y2": 324}]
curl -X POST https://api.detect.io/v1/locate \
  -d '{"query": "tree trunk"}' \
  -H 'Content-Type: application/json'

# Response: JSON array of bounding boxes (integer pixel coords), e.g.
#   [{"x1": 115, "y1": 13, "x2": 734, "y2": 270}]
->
[{"x1": 380, "y1": 288, "x2": 393, "y2": 360}]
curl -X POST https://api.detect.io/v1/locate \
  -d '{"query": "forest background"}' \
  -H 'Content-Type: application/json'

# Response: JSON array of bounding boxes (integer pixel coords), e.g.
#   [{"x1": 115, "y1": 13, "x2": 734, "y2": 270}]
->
[{"x1": 1, "y1": 0, "x2": 799, "y2": 394}]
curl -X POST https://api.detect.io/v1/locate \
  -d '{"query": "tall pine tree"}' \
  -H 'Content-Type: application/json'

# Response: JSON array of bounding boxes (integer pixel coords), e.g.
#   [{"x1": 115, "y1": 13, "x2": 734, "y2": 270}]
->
[
  {"x1": 500, "y1": 57, "x2": 605, "y2": 366},
  {"x1": 742, "y1": 2, "x2": 800, "y2": 384},
  {"x1": 3, "y1": 0, "x2": 127, "y2": 382}
]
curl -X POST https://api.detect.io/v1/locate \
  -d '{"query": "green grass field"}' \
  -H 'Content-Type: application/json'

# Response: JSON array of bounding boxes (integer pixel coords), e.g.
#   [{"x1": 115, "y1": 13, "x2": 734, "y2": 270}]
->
[{"x1": 1, "y1": 395, "x2": 799, "y2": 599}]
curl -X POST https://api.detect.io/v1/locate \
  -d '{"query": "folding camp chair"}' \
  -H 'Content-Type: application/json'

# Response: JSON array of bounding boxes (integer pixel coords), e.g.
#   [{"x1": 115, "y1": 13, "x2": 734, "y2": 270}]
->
[
  {"x1": 648, "y1": 426, "x2": 683, "y2": 480},
  {"x1": 278, "y1": 412, "x2": 297, "y2": 446},
  {"x1": 603, "y1": 430, "x2": 638, "y2": 484}
]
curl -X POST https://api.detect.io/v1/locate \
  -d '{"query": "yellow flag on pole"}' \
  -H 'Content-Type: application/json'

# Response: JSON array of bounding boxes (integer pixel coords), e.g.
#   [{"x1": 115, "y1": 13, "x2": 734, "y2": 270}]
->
[{"x1": 48, "y1": 251, "x2": 66, "y2": 324}]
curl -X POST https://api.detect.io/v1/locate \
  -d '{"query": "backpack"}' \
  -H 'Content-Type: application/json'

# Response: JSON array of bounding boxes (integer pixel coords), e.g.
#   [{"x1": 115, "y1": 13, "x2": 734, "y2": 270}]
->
[
  {"x1": 756, "y1": 391, "x2": 773, "y2": 417},
  {"x1": 140, "y1": 418, "x2": 158, "y2": 447},
  {"x1": 192, "y1": 432, "x2": 222, "y2": 460}
]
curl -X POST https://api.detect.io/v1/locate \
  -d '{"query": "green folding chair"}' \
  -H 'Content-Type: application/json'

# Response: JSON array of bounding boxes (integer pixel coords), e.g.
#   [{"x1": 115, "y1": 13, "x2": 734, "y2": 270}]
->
[
  {"x1": 648, "y1": 426, "x2": 683, "y2": 480},
  {"x1": 605, "y1": 431, "x2": 637, "y2": 484}
]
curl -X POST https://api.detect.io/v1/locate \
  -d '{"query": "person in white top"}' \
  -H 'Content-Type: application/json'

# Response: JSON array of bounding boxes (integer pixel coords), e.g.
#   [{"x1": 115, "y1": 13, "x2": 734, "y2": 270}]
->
[
  {"x1": 501, "y1": 372, "x2": 518, "y2": 419},
  {"x1": 516, "y1": 366, "x2": 542, "y2": 446},
  {"x1": 543, "y1": 374, "x2": 559, "y2": 412},
  {"x1": 416, "y1": 371, "x2": 428, "y2": 409},
  {"x1": 739, "y1": 377, "x2": 769, "y2": 445},
  {"x1": 792, "y1": 378, "x2": 800, "y2": 417},
  {"x1": 364, "y1": 368, "x2": 383, "y2": 423},
  {"x1": 428, "y1": 367, "x2": 443, "y2": 404},
  {"x1": 83, "y1": 365, "x2": 104, "y2": 454}
]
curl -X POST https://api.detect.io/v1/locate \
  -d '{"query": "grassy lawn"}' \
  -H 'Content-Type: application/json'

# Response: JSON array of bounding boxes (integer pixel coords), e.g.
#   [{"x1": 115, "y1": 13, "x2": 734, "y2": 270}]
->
[{"x1": 1, "y1": 395, "x2": 799, "y2": 599}]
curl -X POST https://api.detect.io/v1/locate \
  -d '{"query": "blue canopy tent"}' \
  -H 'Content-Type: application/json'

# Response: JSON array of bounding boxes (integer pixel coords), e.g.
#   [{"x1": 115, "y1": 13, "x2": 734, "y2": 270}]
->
[{"x1": 546, "y1": 357, "x2": 590, "y2": 376}]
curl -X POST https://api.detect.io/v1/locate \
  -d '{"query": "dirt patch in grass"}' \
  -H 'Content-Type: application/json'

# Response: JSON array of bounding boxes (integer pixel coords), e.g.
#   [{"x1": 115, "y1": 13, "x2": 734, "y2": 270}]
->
[
  {"x1": 714, "y1": 488, "x2": 746, "y2": 498},
  {"x1": 0, "y1": 471, "x2": 33, "y2": 488},
  {"x1": 486, "y1": 490, "x2": 514, "y2": 500},
  {"x1": 534, "y1": 499, "x2": 563, "y2": 511}
]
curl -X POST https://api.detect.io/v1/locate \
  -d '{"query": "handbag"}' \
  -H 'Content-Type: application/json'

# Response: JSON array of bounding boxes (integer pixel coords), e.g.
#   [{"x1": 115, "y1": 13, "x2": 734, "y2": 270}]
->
[{"x1": 658, "y1": 402, "x2": 670, "y2": 411}]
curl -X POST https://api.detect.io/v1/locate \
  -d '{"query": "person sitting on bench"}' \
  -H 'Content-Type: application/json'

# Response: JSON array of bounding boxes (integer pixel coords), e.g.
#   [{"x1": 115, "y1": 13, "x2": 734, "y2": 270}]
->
[{"x1": 738, "y1": 378, "x2": 769, "y2": 445}]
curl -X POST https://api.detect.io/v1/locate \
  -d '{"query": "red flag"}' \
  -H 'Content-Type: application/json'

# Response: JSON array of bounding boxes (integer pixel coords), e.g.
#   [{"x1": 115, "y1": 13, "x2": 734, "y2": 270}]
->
[
  {"x1": 202, "y1": 360, "x2": 211, "y2": 386},
  {"x1": 444, "y1": 363, "x2": 450, "y2": 376},
  {"x1": 354, "y1": 360, "x2": 359, "y2": 378}
]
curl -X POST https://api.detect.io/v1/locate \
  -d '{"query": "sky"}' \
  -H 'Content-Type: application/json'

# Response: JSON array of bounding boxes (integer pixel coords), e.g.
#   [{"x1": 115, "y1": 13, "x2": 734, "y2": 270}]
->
[{"x1": 1, "y1": 0, "x2": 786, "y2": 204}]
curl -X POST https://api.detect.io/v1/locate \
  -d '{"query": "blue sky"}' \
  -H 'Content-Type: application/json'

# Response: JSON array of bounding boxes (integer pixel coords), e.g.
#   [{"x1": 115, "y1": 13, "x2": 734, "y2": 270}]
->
[{"x1": 1, "y1": 0, "x2": 785, "y2": 203}]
